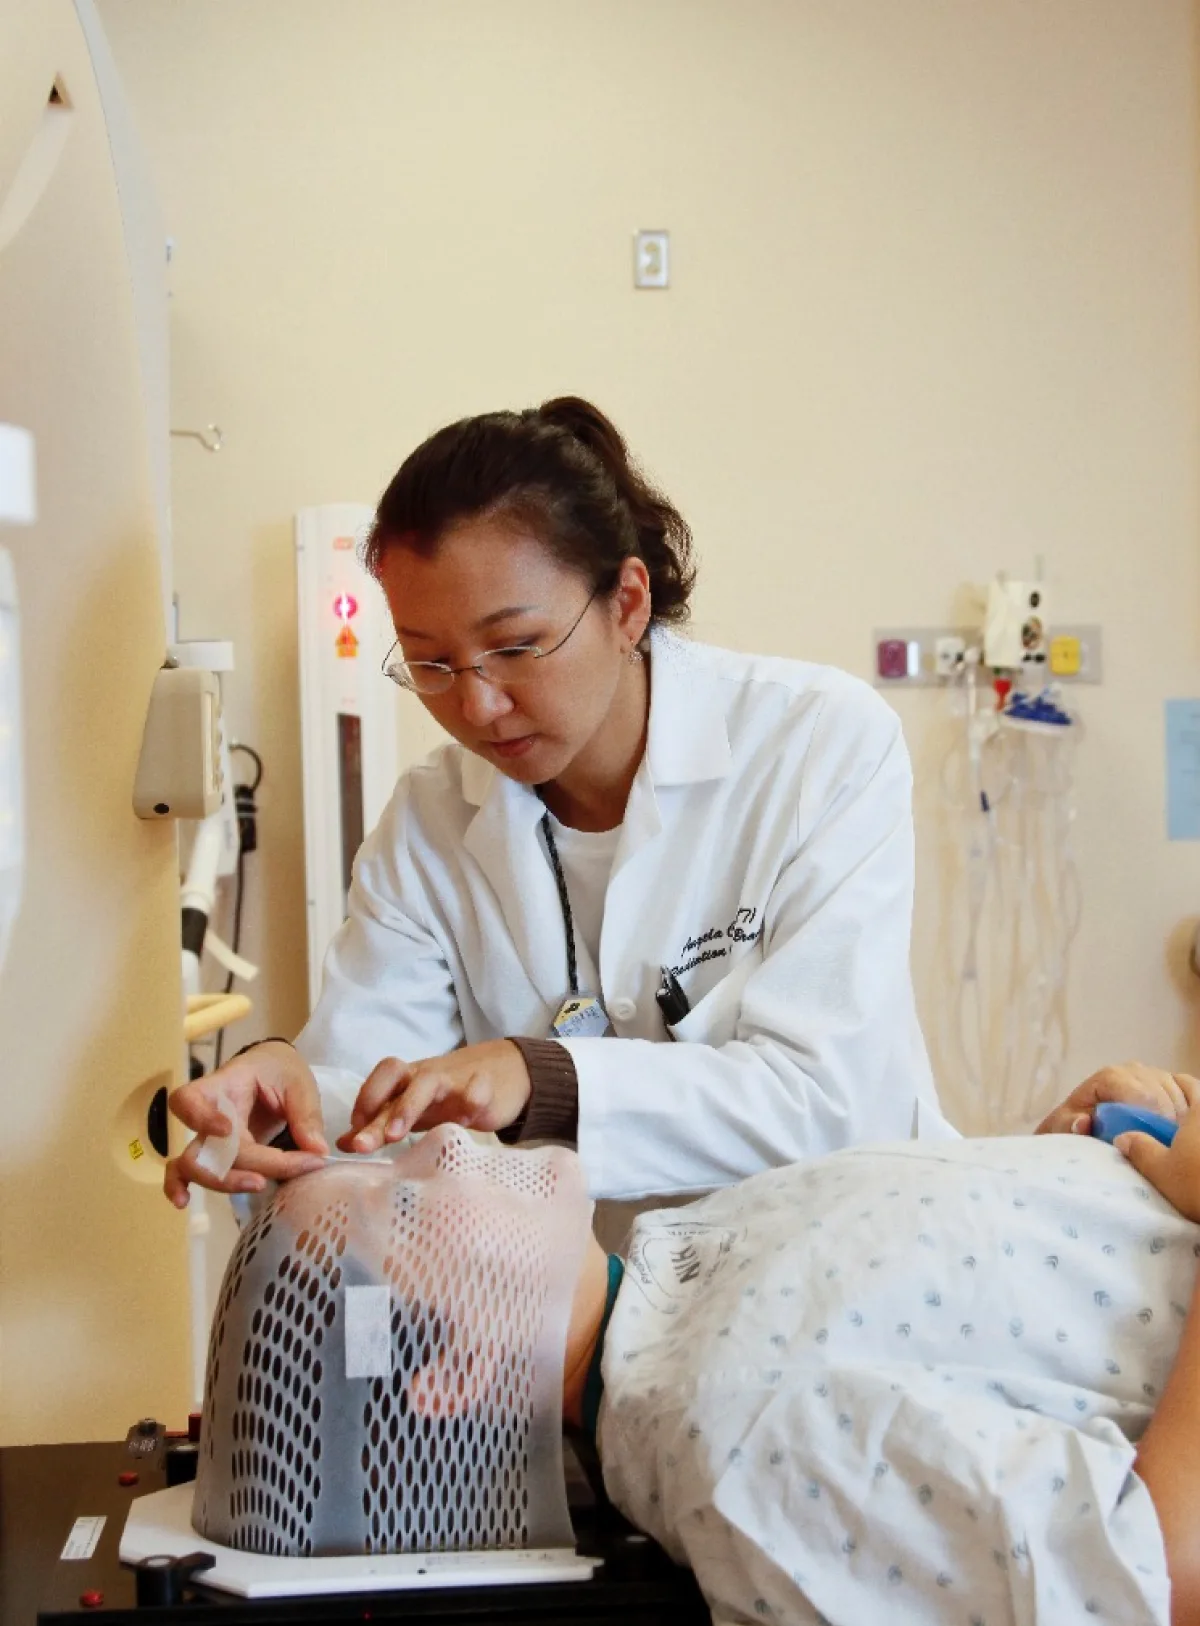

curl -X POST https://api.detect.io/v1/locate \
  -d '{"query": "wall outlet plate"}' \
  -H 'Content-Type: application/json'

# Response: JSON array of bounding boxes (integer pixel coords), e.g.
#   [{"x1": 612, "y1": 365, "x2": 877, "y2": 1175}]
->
[
  {"x1": 633, "y1": 229, "x2": 669, "y2": 289},
  {"x1": 935, "y1": 635, "x2": 966, "y2": 677}
]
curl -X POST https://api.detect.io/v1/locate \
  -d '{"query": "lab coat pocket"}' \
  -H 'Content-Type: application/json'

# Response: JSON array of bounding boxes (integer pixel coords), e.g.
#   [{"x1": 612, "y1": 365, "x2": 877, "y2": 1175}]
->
[{"x1": 666, "y1": 951, "x2": 759, "y2": 1048}]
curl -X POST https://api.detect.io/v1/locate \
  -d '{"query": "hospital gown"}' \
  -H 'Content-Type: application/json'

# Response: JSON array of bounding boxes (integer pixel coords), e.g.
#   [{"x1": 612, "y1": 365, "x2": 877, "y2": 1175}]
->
[{"x1": 598, "y1": 1135, "x2": 1190, "y2": 1625}]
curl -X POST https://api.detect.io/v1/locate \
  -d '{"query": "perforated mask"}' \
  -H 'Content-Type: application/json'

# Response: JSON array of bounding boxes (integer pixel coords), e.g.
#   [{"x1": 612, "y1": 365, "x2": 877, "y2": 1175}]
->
[{"x1": 193, "y1": 1125, "x2": 593, "y2": 1558}]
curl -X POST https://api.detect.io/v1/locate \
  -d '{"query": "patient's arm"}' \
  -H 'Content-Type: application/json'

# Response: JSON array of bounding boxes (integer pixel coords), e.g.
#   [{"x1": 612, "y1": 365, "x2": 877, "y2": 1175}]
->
[
  {"x1": 1134, "y1": 1292, "x2": 1200, "y2": 1626},
  {"x1": 1124, "y1": 1111, "x2": 1200, "y2": 1625}
]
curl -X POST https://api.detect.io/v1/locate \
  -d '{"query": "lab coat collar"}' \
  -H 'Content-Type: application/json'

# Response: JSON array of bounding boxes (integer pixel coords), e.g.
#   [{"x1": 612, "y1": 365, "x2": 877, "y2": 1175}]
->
[
  {"x1": 643, "y1": 628, "x2": 734, "y2": 787},
  {"x1": 461, "y1": 747, "x2": 504, "y2": 811},
  {"x1": 457, "y1": 627, "x2": 733, "y2": 813},
  {"x1": 460, "y1": 755, "x2": 563, "y2": 1010}
]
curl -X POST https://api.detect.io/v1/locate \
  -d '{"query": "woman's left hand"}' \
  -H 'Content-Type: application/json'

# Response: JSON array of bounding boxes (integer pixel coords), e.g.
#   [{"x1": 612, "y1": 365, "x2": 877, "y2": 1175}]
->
[{"x1": 337, "y1": 1039, "x2": 532, "y2": 1152}]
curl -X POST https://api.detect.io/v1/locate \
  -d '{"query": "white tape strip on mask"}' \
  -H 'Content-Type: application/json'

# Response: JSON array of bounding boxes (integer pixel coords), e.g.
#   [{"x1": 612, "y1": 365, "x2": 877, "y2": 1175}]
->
[
  {"x1": 192, "y1": 1086, "x2": 240, "y2": 1180},
  {"x1": 344, "y1": 1285, "x2": 393, "y2": 1378}
]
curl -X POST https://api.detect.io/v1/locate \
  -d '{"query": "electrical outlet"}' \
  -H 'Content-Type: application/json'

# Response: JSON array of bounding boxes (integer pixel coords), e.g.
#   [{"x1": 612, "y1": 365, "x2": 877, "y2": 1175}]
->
[
  {"x1": 634, "y1": 230, "x2": 669, "y2": 289},
  {"x1": 935, "y1": 636, "x2": 966, "y2": 677}
]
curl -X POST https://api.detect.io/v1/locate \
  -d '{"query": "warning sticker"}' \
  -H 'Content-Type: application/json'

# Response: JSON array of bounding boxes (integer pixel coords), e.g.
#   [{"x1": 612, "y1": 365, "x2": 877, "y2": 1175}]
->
[
  {"x1": 61, "y1": 1515, "x2": 106, "y2": 1560},
  {"x1": 128, "y1": 1138, "x2": 145, "y2": 1161}
]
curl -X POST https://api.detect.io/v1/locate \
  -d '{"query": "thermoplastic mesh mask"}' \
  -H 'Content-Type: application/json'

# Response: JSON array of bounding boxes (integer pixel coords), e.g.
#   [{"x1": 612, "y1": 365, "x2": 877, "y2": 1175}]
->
[{"x1": 193, "y1": 1125, "x2": 593, "y2": 1558}]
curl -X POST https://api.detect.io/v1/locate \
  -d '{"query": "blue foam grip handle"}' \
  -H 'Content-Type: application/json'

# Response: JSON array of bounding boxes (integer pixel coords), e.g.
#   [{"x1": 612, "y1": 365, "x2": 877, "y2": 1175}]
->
[{"x1": 1091, "y1": 1102, "x2": 1178, "y2": 1148}]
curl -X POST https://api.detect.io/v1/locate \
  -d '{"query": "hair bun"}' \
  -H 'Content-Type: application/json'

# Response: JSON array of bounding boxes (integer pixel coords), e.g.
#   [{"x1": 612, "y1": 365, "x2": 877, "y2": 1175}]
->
[
  {"x1": 538, "y1": 396, "x2": 629, "y2": 470},
  {"x1": 367, "y1": 396, "x2": 695, "y2": 629}
]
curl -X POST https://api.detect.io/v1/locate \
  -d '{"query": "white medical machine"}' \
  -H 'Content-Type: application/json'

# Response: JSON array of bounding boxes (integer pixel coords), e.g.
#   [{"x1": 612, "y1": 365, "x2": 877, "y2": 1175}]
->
[
  {"x1": 0, "y1": 424, "x2": 35, "y2": 974},
  {"x1": 296, "y1": 505, "x2": 444, "y2": 1009}
]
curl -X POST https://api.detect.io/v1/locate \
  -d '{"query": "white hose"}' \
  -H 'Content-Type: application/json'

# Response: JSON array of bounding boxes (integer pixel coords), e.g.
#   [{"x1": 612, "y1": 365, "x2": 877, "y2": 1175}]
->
[{"x1": 937, "y1": 679, "x2": 1081, "y2": 1133}]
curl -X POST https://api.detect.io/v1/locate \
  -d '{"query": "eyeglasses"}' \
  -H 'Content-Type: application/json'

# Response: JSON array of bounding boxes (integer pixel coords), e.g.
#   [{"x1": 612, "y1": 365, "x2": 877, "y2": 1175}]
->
[{"x1": 382, "y1": 589, "x2": 599, "y2": 696}]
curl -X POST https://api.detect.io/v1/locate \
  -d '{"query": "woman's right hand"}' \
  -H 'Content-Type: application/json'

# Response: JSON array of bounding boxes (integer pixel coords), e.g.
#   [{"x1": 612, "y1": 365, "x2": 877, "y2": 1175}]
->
[{"x1": 163, "y1": 1041, "x2": 329, "y2": 1209}]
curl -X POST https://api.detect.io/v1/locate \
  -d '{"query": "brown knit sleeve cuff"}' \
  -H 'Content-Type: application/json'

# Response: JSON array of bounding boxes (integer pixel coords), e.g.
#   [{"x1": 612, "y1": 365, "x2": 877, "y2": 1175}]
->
[{"x1": 498, "y1": 1037, "x2": 579, "y2": 1145}]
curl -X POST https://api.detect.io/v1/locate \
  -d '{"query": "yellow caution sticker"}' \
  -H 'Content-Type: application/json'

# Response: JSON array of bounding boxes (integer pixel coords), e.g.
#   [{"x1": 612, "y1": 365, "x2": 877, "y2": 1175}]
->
[{"x1": 128, "y1": 1138, "x2": 145, "y2": 1162}]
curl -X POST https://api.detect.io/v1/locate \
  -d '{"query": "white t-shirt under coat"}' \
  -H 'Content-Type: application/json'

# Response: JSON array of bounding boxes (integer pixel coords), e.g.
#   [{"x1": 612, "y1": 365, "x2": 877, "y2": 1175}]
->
[{"x1": 543, "y1": 813, "x2": 621, "y2": 1001}]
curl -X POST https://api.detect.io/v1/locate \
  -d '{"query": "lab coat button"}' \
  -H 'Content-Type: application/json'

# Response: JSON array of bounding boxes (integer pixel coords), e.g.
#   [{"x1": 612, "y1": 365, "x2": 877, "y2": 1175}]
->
[{"x1": 610, "y1": 997, "x2": 636, "y2": 1023}]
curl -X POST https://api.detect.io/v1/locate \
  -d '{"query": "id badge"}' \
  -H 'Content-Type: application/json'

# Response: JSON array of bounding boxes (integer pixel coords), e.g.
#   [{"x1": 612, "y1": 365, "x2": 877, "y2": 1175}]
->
[{"x1": 551, "y1": 994, "x2": 612, "y2": 1040}]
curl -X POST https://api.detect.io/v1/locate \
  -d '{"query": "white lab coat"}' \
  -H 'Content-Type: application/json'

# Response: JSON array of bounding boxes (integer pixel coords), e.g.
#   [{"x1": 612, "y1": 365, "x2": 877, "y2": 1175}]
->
[{"x1": 297, "y1": 630, "x2": 951, "y2": 1202}]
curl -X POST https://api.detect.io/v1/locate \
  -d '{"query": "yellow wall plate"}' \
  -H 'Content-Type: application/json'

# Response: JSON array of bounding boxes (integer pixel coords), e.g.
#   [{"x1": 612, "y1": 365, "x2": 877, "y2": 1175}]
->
[{"x1": 1050, "y1": 635, "x2": 1082, "y2": 676}]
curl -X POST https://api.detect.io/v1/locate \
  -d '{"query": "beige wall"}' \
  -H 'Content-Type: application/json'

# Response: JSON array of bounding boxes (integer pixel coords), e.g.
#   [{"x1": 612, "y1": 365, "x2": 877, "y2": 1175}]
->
[
  {"x1": 98, "y1": 2, "x2": 1200, "y2": 1118},
  {"x1": 0, "y1": 0, "x2": 190, "y2": 1443}
]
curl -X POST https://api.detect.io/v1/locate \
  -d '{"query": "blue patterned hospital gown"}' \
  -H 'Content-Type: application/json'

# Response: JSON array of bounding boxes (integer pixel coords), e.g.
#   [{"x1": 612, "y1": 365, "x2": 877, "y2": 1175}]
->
[{"x1": 599, "y1": 1135, "x2": 1187, "y2": 1625}]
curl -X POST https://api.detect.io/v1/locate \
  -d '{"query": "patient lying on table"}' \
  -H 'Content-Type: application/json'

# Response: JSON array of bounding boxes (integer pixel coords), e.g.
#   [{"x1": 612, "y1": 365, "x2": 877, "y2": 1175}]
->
[{"x1": 196, "y1": 1112, "x2": 1200, "y2": 1626}]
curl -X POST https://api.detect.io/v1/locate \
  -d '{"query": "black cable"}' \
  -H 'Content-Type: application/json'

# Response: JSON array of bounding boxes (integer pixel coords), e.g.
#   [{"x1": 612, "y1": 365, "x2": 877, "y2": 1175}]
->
[
  {"x1": 212, "y1": 744, "x2": 262, "y2": 1070},
  {"x1": 230, "y1": 742, "x2": 263, "y2": 793},
  {"x1": 540, "y1": 813, "x2": 579, "y2": 998}
]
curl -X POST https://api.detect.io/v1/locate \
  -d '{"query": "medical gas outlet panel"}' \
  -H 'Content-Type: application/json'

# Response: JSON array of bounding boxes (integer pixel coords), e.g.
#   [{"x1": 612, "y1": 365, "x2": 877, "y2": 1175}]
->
[{"x1": 874, "y1": 578, "x2": 1103, "y2": 689}]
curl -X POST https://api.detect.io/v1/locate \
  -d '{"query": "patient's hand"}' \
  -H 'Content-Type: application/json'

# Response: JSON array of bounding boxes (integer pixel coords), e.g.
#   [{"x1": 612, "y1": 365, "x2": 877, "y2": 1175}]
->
[
  {"x1": 1036, "y1": 1062, "x2": 1199, "y2": 1137},
  {"x1": 1117, "y1": 1103, "x2": 1200, "y2": 1223}
]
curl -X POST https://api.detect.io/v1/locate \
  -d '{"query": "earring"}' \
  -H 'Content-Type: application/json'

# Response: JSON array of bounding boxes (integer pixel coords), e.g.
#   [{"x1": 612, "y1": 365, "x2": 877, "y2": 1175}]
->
[{"x1": 628, "y1": 647, "x2": 644, "y2": 664}]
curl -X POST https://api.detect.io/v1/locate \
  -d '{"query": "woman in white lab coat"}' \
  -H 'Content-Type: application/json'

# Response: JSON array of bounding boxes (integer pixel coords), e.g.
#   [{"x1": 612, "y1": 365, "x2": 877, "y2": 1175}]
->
[{"x1": 166, "y1": 396, "x2": 951, "y2": 1211}]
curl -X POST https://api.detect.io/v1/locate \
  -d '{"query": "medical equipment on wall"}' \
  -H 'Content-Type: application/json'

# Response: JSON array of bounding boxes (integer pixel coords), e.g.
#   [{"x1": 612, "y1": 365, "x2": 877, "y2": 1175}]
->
[
  {"x1": 983, "y1": 577, "x2": 1049, "y2": 669},
  {"x1": 297, "y1": 505, "x2": 443, "y2": 1010},
  {"x1": 933, "y1": 575, "x2": 1082, "y2": 1135},
  {"x1": 133, "y1": 664, "x2": 224, "y2": 820},
  {"x1": 0, "y1": 424, "x2": 35, "y2": 977},
  {"x1": 169, "y1": 641, "x2": 256, "y2": 1003}
]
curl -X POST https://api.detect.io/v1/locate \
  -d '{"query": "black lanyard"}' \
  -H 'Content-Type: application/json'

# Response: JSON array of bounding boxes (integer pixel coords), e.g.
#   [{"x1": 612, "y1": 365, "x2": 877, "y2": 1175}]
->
[{"x1": 540, "y1": 813, "x2": 579, "y2": 997}]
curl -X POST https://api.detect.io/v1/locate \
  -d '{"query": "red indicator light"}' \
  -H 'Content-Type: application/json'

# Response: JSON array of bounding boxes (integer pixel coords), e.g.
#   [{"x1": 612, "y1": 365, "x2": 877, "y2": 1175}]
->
[{"x1": 333, "y1": 593, "x2": 359, "y2": 623}]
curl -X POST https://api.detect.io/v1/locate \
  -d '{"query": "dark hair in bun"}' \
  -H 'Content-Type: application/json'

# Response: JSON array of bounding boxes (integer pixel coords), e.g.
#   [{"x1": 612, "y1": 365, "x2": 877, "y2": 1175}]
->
[{"x1": 364, "y1": 396, "x2": 696, "y2": 626}]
